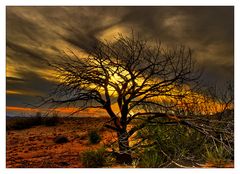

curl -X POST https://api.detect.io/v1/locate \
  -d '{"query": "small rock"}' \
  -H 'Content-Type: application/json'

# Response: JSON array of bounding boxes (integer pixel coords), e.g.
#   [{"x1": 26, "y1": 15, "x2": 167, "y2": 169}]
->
[
  {"x1": 59, "y1": 161, "x2": 70, "y2": 166},
  {"x1": 29, "y1": 137, "x2": 35, "y2": 141},
  {"x1": 53, "y1": 135, "x2": 69, "y2": 144}
]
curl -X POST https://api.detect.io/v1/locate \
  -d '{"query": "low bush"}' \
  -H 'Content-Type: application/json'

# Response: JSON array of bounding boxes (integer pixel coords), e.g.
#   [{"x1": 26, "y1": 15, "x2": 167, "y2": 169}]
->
[
  {"x1": 6, "y1": 115, "x2": 43, "y2": 130},
  {"x1": 44, "y1": 114, "x2": 60, "y2": 126},
  {"x1": 88, "y1": 130, "x2": 101, "y2": 144},
  {"x1": 135, "y1": 123, "x2": 208, "y2": 167},
  {"x1": 138, "y1": 147, "x2": 167, "y2": 168},
  {"x1": 81, "y1": 148, "x2": 106, "y2": 168},
  {"x1": 205, "y1": 141, "x2": 233, "y2": 167},
  {"x1": 6, "y1": 112, "x2": 61, "y2": 130},
  {"x1": 134, "y1": 114, "x2": 233, "y2": 168}
]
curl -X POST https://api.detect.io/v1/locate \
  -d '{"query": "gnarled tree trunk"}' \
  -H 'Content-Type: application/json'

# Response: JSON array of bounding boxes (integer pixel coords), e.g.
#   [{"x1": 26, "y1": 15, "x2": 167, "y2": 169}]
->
[{"x1": 116, "y1": 129, "x2": 132, "y2": 164}]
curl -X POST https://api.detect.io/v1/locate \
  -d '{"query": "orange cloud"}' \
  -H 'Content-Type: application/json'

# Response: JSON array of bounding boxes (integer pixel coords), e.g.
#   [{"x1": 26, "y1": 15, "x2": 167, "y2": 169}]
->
[
  {"x1": 7, "y1": 106, "x2": 40, "y2": 112},
  {"x1": 6, "y1": 90, "x2": 23, "y2": 95}
]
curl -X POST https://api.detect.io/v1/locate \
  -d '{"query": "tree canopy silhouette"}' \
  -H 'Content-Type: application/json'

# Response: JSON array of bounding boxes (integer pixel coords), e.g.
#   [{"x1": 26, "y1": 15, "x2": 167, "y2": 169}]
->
[{"x1": 44, "y1": 34, "x2": 209, "y2": 163}]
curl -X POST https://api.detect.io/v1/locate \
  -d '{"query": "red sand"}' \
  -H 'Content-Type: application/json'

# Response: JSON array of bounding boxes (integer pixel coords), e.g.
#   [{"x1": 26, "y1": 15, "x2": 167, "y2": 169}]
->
[{"x1": 6, "y1": 117, "x2": 117, "y2": 168}]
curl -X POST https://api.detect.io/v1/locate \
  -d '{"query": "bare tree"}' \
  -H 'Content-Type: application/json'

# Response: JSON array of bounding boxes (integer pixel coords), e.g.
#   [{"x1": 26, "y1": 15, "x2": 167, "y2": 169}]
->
[{"x1": 44, "y1": 34, "x2": 202, "y2": 164}]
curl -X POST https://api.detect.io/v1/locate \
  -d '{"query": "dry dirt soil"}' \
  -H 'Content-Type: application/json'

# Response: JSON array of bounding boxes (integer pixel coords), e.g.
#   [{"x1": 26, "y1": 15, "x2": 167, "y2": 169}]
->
[
  {"x1": 6, "y1": 117, "x2": 118, "y2": 168},
  {"x1": 6, "y1": 116, "x2": 234, "y2": 168}
]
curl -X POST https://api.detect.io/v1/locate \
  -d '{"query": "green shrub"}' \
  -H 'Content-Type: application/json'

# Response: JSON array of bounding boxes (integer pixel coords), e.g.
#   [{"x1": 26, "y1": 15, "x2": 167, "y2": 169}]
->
[
  {"x1": 205, "y1": 142, "x2": 232, "y2": 167},
  {"x1": 88, "y1": 130, "x2": 101, "y2": 144},
  {"x1": 134, "y1": 116, "x2": 234, "y2": 168},
  {"x1": 81, "y1": 148, "x2": 106, "y2": 168},
  {"x1": 138, "y1": 147, "x2": 167, "y2": 168},
  {"x1": 135, "y1": 123, "x2": 207, "y2": 167}
]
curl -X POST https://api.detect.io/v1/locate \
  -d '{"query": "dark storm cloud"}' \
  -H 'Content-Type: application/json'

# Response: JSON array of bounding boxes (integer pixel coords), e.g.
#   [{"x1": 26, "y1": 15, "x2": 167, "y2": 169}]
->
[
  {"x1": 119, "y1": 7, "x2": 233, "y2": 59},
  {"x1": 7, "y1": 77, "x2": 25, "y2": 83},
  {"x1": 119, "y1": 7, "x2": 233, "y2": 43},
  {"x1": 7, "y1": 70, "x2": 57, "y2": 106},
  {"x1": 7, "y1": 94, "x2": 40, "y2": 108},
  {"x1": 7, "y1": 8, "x2": 57, "y2": 74},
  {"x1": 114, "y1": 6, "x2": 234, "y2": 87},
  {"x1": 200, "y1": 59, "x2": 234, "y2": 86},
  {"x1": 6, "y1": 7, "x2": 124, "y2": 68},
  {"x1": 7, "y1": 40, "x2": 48, "y2": 67},
  {"x1": 46, "y1": 7, "x2": 125, "y2": 52},
  {"x1": 6, "y1": 6, "x2": 234, "y2": 107},
  {"x1": 8, "y1": 70, "x2": 57, "y2": 94},
  {"x1": 7, "y1": 10, "x2": 43, "y2": 42}
]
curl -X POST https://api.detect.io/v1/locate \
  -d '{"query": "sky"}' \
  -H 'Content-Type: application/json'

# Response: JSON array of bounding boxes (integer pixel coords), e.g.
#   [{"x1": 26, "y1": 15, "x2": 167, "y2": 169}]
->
[{"x1": 6, "y1": 6, "x2": 234, "y2": 116}]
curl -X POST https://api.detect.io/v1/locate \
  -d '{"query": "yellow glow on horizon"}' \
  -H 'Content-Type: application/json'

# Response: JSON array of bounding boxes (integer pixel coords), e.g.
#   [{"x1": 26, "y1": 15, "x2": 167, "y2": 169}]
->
[
  {"x1": 144, "y1": 88, "x2": 232, "y2": 115},
  {"x1": 6, "y1": 103, "x2": 120, "y2": 117}
]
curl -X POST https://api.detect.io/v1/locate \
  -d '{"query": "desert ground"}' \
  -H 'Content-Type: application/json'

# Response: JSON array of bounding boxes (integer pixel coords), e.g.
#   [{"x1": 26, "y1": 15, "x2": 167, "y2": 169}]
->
[
  {"x1": 6, "y1": 117, "x2": 119, "y2": 168},
  {"x1": 6, "y1": 116, "x2": 234, "y2": 168}
]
